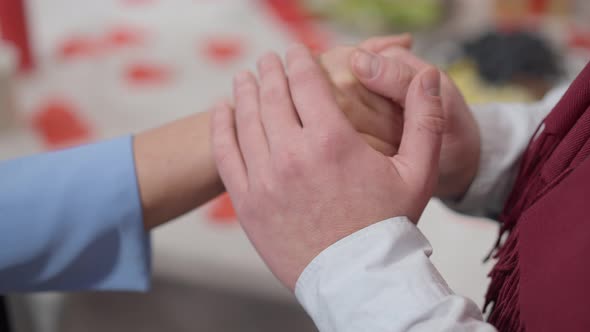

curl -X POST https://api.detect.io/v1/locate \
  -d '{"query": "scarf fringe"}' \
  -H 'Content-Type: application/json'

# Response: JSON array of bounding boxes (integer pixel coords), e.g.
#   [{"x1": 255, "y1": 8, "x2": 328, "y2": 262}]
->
[{"x1": 484, "y1": 132, "x2": 560, "y2": 332}]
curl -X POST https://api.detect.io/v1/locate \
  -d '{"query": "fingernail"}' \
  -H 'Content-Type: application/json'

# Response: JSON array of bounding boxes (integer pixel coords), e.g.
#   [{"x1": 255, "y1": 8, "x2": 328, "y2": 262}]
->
[
  {"x1": 421, "y1": 68, "x2": 440, "y2": 97},
  {"x1": 353, "y1": 49, "x2": 380, "y2": 79}
]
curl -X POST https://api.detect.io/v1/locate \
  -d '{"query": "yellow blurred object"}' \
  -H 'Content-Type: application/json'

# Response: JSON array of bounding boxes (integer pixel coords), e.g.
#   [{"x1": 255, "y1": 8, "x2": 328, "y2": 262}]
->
[
  {"x1": 494, "y1": 0, "x2": 571, "y2": 22},
  {"x1": 447, "y1": 61, "x2": 536, "y2": 105},
  {"x1": 304, "y1": 0, "x2": 444, "y2": 33}
]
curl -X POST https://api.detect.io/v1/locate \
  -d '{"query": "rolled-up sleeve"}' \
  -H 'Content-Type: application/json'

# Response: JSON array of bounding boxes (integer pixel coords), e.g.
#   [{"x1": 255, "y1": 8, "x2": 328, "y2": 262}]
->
[
  {"x1": 444, "y1": 85, "x2": 568, "y2": 218},
  {"x1": 295, "y1": 217, "x2": 497, "y2": 332},
  {"x1": 0, "y1": 136, "x2": 151, "y2": 292}
]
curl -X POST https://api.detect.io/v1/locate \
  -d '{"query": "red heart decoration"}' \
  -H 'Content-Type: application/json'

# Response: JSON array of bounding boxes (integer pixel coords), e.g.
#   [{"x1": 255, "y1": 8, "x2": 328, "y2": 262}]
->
[
  {"x1": 203, "y1": 37, "x2": 244, "y2": 64},
  {"x1": 125, "y1": 63, "x2": 171, "y2": 85},
  {"x1": 58, "y1": 37, "x2": 99, "y2": 60},
  {"x1": 32, "y1": 99, "x2": 92, "y2": 149},
  {"x1": 208, "y1": 193, "x2": 237, "y2": 224}
]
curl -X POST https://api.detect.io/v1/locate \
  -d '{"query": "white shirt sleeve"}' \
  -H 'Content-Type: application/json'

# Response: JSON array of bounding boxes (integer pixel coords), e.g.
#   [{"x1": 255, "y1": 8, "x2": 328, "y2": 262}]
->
[
  {"x1": 444, "y1": 85, "x2": 568, "y2": 217},
  {"x1": 293, "y1": 86, "x2": 570, "y2": 332},
  {"x1": 295, "y1": 217, "x2": 497, "y2": 332}
]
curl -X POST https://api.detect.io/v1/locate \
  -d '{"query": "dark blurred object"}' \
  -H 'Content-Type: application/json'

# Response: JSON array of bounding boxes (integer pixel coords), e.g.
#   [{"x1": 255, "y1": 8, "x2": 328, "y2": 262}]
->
[
  {"x1": 0, "y1": 297, "x2": 11, "y2": 332},
  {"x1": 463, "y1": 31, "x2": 562, "y2": 89}
]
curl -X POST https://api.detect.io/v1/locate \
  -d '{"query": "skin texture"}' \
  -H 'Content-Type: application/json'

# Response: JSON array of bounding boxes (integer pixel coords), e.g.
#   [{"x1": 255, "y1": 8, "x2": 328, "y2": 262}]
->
[
  {"x1": 134, "y1": 36, "x2": 415, "y2": 230},
  {"x1": 318, "y1": 34, "x2": 480, "y2": 199},
  {"x1": 134, "y1": 34, "x2": 481, "y2": 232},
  {"x1": 133, "y1": 112, "x2": 224, "y2": 230},
  {"x1": 319, "y1": 34, "x2": 413, "y2": 156},
  {"x1": 212, "y1": 45, "x2": 445, "y2": 290},
  {"x1": 349, "y1": 46, "x2": 481, "y2": 199}
]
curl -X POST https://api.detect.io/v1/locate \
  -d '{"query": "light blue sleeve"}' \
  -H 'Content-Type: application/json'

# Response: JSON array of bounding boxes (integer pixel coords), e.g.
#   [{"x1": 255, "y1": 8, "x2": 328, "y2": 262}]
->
[{"x1": 0, "y1": 136, "x2": 151, "y2": 292}]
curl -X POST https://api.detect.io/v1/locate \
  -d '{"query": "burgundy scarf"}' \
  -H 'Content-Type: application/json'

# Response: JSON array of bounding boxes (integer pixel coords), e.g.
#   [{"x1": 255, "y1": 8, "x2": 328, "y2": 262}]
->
[{"x1": 485, "y1": 61, "x2": 590, "y2": 332}]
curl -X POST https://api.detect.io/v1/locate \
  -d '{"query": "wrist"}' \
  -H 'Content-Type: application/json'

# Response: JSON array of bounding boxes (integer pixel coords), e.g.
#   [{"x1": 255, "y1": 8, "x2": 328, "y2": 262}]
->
[
  {"x1": 135, "y1": 112, "x2": 224, "y2": 230},
  {"x1": 435, "y1": 128, "x2": 481, "y2": 200}
]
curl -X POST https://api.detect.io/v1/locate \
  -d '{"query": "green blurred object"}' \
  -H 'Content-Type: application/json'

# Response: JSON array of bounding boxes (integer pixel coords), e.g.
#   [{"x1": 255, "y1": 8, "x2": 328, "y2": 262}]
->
[{"x1": 305, "y1": 0, "x2": 443, "y2": 32}]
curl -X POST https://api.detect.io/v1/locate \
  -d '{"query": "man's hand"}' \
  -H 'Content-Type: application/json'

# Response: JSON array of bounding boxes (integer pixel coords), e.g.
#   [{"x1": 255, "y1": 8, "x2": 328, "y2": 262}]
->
[
  {"x1": 318, "y1": 34, "x2": 412, "y2": 156},
  {"x1": 211, "y1": 45, "x2": 444, "y2": 290},
  {"x1": 349, "y1": 45, "x2": 481, "y2": 199}
]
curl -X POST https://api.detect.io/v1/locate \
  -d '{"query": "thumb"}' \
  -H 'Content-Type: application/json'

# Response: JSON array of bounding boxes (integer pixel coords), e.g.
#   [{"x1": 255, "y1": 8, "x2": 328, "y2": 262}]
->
[
  {"x1": 350, "y1": 49, "x2": 417, "y2": 106},
  {"x1": 393, "y1": 67, "x2": 444, "y2": 191}
]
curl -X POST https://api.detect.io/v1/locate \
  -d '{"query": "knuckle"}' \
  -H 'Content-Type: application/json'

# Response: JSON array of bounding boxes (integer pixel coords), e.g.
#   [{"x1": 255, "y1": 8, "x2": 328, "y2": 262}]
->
[
  {"x1": 236, "y1": 100, "x2": 258, "y2": 118},
  {"x1": 253, "y1": 176, "x2": 278, "y2": 196},
  {"x1": 313, "y1": 130, "x2": 347, "y2": 159},
  {"x1": 275, "y1": 149, "x2": 305, "y2": 179},
  {"x1": 289, "y1": 62, "x2": 321, "y2": 87},
  {"x1": 258, "y1": 52, "x2": 280, "y2": 73},
  {"x1": 391, "y1": 60, "x2": 414, "y2": 88},
  {"x1": 260, "y1": 81, "x2": 287, "y2": 104},
  {"x1": 236, "y1": 109, "x2": 256, "y2": 127},
  {"x1": 417, "y1": 112, "x2": 446, "y2": 135},
  {"x1": 236, "y1": 82, "x2": 257, "y2": 96}
]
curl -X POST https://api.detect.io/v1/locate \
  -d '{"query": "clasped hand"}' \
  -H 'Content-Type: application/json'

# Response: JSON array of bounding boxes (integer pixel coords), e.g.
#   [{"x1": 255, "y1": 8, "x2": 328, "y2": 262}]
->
[{"x1": 212, "y1": 43, "x2": 445, "y2": 290}]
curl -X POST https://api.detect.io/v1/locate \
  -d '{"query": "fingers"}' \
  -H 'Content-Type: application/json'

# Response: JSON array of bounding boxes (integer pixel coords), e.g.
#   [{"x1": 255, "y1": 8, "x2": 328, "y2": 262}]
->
[
  {"x1": 377, "y1": 47, "x2": 429, "y2": 71},
  {"x1": 233, "y1": 71, "x2": 269, "y2": 172},
  {"x1": 257, "y1": 52, "x2": 301, "y2": 151},
  {"x1": 286, "y1": 44, "x2": 352, "y2": 133},
  {"x1": 360, "y1": 133, "x2": 397, "y2": 157},
  {"x1": 393, "y1": 67, "x2": 445, "y2": 188},
  {"x1": 341, "y1": 94, "x2": 400, "y2": 149},
  {"x1": 211, "y1": 101, "x2": 248, "y2": 193},
  {"x1": 350, "y1": 49, "x2": 418, "y2": 105},
  {"x1": 360, "y1": 33, "x2": 413, "y2": 53},
  {"x1": 318, "y1": 46, "x2": 357, "y2": 86}
]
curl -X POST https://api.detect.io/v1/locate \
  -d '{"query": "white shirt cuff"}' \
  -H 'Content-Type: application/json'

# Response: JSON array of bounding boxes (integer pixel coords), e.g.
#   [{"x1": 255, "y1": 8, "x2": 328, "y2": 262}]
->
[
  {"x1": 295, "y1": 217, "x2": 494, "y2": 332},
  {"x1": 445, "y1": 85, "x2": 568, "y2": 217}
]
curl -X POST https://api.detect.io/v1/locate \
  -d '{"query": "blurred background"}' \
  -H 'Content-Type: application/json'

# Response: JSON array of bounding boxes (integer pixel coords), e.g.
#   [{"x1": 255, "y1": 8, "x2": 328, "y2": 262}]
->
[{"x1": 1, "y1": 0, "x2": 589, "y2": 331}]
